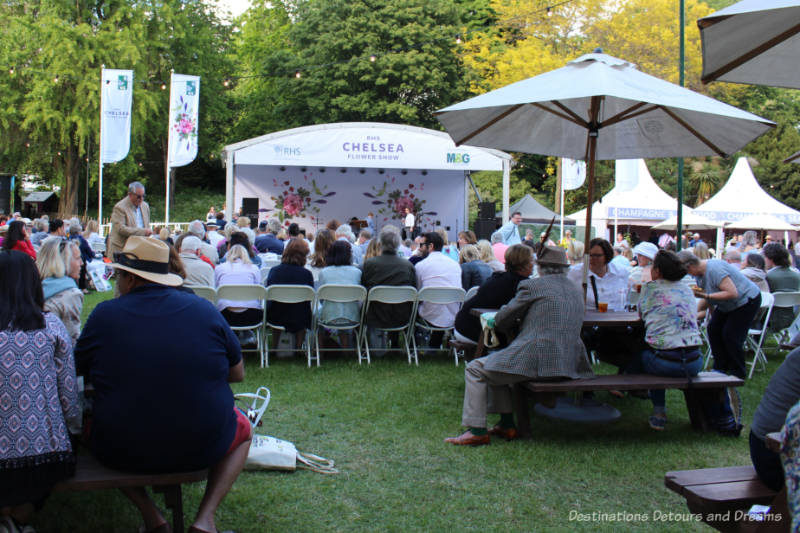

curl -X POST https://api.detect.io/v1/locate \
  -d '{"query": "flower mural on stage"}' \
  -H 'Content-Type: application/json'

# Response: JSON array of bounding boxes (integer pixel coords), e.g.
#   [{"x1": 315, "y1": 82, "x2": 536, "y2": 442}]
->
[
  {"x1": 362, "y1": 176, "x2": 439, "y2": 228},
  {"x1": 269, "y1": 173, "x2": 335, "y2": 221}
]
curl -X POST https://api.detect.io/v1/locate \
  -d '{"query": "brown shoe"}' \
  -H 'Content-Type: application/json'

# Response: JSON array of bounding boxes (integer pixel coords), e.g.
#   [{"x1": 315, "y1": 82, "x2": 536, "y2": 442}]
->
[
  {"x1": 444, "y1": 431, "x2": 490, "y2": 446},
  {"x1": 488, "y1": 425, "x2": 519, "y2": 441}
]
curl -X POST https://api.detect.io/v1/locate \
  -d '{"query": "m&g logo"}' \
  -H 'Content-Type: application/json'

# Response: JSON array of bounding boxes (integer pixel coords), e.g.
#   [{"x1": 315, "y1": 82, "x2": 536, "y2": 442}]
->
[
  {"x1": 117, "y1": 75, "x2": 128, "y2": 90},
  {"x1": 446, "y1": 152, "x2": 471, "y2": 164},
  {"x1": 186, "y1": 81, "x2": 197, "y2": 96}
]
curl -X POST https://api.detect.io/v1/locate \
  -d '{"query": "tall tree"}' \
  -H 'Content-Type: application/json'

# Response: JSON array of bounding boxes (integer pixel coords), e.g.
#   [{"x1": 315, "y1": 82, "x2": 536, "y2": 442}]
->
[
  {"x1": 0, "y1": 0, "x2": 234, "y2": 217},
  {"x1": 239, "y1": 0, "x2": 470, "y2": 130}
]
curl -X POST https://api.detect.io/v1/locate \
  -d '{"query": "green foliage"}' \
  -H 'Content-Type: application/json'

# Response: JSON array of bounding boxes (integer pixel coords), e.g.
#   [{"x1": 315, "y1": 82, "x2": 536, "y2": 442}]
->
[
  {"x1": 144, "y1": 185, "x2": 225, "y2": 223},
  {"x1": 0, "y1": 0, "x2": 234, "y2": 217},
  {"x1": 236, "y1": 0, "x2": 470, "y2": 131}
]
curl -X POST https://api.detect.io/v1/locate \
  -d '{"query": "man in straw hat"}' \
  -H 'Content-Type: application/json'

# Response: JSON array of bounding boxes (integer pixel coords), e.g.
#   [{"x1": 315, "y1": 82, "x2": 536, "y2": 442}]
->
[
  {"x1": 445, "y1": 245, "x2": 593, "y2": 446},
  {"x1": 76, "y1": 237, "x2": 250, "y2": 533}
]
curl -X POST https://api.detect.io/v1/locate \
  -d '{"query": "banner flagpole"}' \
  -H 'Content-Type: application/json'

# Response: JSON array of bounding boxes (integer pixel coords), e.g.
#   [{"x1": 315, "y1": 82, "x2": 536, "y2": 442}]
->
[
  {"x1": 558, "y1": 158, "x2": 564, "y2": 240},
  {"x1": 98, "y1": 64, "x2": 105, "y2": 233},
  {"x1": 165, "y1": 69, "x2": 174, "y2": 226}
]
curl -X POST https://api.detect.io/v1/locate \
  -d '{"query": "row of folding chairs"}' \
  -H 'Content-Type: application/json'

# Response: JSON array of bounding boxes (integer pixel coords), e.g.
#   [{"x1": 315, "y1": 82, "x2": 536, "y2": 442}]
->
[{"x1": 191, "y1": 284, "x2": 467, "y2": 368}]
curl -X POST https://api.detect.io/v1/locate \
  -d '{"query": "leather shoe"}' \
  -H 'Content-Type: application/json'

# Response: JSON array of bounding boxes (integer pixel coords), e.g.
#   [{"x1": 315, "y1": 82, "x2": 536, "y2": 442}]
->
[
  {"x1": 444, "y1": 431, "x2": 489, "y2": 446},
  {"x1": 488, "y1": 424, "x2": 518, "y2": 441}
]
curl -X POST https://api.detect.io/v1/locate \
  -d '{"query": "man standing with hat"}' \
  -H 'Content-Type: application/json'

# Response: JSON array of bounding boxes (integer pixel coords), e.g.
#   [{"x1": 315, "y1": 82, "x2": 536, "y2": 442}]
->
[
  {"x1": 445, "y1": 245, "x2": 593, "y2": 446},
  {"x1": 76, "y1": 237, "x2": 250, "y2": 533}
]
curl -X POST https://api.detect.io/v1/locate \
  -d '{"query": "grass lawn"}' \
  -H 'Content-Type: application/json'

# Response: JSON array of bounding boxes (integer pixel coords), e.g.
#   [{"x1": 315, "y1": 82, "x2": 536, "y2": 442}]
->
[{"x1": 38, "y1": 289, "x2": 780, "y2": 532}]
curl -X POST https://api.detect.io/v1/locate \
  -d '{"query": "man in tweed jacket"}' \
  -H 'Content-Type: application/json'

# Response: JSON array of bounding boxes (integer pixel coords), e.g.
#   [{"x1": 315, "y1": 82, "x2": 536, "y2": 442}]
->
[{"x1": 446, "y1": 245, "x2": 593, "y2": 446}]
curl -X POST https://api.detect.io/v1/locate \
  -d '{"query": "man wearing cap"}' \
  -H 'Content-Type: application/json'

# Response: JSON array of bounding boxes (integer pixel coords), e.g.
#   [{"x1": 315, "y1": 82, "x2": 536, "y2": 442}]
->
[
  {"x1": 180, "y1": 236, "x2": 216, "y2": 288},
  {"x1": 255, "y1": 217, "x2": 284, "y2": 254},
  {"x1": 75, "y1": 237, "x2": 250, "y2": 533},
  {"x1": 629, "y1": 241, "x2": 658, "y2": 287},
  {"x1": 445, "y1": 245, "x2": 593, "y2": 446},
  {"x1": 187, "y1": 219, "x2": 219, "y2": 264}
]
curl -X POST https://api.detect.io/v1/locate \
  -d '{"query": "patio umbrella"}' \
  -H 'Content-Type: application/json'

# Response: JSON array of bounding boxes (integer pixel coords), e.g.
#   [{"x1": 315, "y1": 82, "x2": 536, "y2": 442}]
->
[
  {"x1": 435, "y1": 52, "x2": 773, "y2": 243},
  {"x1": 726, "y1": 212, "x2": 798, "y2": 246},
  {"x1": 698, "y1": 0, "x2": 800, "y2": 89},
  {"x1": 785, "y1": 150, "x2": 800, "y2": 164},
  {"x1": 726, "y1": 213, "x2": 797, "y2": 231},
  {"x1": 652, "y1": 211, "x2": 721, "y2": 231}
]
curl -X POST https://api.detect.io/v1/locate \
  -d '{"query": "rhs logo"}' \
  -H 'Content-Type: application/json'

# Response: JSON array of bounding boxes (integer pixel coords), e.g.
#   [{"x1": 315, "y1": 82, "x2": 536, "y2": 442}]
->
[
  {"x1": 447, "y1": 152, "x2": 471, "y2": 164},
  {"x1": 117, "y1": 75, "x2": 128, "y2": 90}
]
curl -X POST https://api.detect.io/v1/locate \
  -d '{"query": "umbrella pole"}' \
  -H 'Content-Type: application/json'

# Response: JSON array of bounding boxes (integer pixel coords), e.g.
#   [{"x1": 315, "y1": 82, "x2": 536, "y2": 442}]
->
[{"x1": 583, "y1": 139, "x2": 599, "y2": 306}]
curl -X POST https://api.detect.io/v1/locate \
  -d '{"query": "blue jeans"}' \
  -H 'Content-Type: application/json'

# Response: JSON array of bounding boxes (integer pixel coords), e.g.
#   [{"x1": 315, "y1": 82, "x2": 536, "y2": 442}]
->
[{"x1": 626, "y1": 348, "x2": 703, "y2": 409}]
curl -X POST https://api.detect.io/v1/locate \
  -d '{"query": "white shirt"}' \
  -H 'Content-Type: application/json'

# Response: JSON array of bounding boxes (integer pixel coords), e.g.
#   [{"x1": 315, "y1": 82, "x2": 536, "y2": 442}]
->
[
  {"x1": 207, "y1": 230, "x2": 225, "y2": 247},
  {"x1": 567, "y1": 260, "x2": 630, "y2": 311},
  {"x1": 404, "y1": 213, "x2": 415, "y2": 229},
  {"x1": 415, "y1": 251, "x2": 462, "y2": 327}
]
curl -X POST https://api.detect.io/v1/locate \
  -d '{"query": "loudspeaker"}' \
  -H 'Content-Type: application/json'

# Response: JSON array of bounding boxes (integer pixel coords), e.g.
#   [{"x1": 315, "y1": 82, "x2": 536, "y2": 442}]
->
[
  {"x1": 478, "y1": 201, "x2": 496, "y2": 220},
  {"x1": 474, "y1": 219, "x2": 497, "y2": 241},
  {"x1": 0, "y1": 175, "x2": 11, "y2": 215},
  {"x1": 241, "y1": 197, "x2": 259, "y2": 228}
]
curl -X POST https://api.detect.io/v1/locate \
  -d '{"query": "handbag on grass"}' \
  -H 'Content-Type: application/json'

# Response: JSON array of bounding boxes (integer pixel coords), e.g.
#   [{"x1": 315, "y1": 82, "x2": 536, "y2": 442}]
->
[{"x1": 234, "y1": 387, "x2": 339, "y2": 474}]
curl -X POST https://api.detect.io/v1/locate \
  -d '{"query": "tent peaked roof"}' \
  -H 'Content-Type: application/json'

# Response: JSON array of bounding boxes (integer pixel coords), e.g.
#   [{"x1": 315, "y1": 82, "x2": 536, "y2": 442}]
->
[
  {"x1": 505, "y1": 194, "x2": 575, "y2": 224},
  {"x1": 568, "y1": 160, "x2": 689, "y2": 223},
  {"x1": 694, "y1": 157, "x2": 800, "y2": 224}
]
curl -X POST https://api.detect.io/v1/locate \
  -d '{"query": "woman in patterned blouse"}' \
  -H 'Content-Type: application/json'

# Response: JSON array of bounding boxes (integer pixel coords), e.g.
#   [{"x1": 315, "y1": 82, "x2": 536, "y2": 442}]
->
[
  {"x1": 626, "y1": 250, "x2": 703, "y2": 432},
  {"x1": 0, "y1": 250, "x2": 80, "y2": 533}
]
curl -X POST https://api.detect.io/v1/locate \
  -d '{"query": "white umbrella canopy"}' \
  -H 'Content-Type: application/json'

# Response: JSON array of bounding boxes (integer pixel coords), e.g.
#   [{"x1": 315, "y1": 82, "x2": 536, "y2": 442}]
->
[
  {"x1": 435, "y1": 52, "x2": 774, "y2": 237},
  {"x1": 652, "y1": 211, "x2": 722, "y2": 231},
  {"x1": 726, "y1": 213, "x2": 798, "y2": 231},
  {"x1": 698, "y1": 0, "x2": 800, "y2": 89}
]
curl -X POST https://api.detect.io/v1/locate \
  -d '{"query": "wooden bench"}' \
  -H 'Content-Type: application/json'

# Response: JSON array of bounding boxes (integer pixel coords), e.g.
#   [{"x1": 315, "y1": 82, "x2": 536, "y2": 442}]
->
[
  {"x1": 665, "y1": 466, "x2": 788, "y2": 532},
  {"x1": 53, "y1": 453, "x2": 208, "y2": 532},
  {"x1": 512, "y1": 372, "x2": 744, "y2": 438}
]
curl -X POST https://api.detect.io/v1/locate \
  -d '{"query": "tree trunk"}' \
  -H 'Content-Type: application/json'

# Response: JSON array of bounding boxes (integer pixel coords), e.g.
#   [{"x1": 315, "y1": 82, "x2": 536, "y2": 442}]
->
[{"x1": 58, "y1": 145, "x2": 80, "y2": 217}]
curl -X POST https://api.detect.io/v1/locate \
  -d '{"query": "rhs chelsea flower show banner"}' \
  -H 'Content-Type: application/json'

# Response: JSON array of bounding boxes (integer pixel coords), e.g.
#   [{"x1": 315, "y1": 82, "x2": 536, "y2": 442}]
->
[
  {"x1": 100, "y1": 68, "x2": 133, "y2": 163},
  {"x1": 168, "y1": 73, "x2": 200, "y2": 167}
]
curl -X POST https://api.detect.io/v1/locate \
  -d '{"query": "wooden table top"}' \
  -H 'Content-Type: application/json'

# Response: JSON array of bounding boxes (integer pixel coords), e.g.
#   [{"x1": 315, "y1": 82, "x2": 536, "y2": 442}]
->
[{"x1": 470, "y1": 307, "x2": 641, "y2": 327}]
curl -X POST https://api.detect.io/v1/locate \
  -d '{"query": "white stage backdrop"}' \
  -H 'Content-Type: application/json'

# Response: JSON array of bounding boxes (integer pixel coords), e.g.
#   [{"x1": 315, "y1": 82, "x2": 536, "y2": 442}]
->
[{"x1": 235, "y1": 165, "x2": 467, "y2": 240}]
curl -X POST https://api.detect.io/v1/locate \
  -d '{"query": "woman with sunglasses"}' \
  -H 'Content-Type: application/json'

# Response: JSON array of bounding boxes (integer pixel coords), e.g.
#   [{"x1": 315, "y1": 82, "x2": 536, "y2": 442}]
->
[{"x1": 36, "y1": 238, "x2": 84, "y2": 344}]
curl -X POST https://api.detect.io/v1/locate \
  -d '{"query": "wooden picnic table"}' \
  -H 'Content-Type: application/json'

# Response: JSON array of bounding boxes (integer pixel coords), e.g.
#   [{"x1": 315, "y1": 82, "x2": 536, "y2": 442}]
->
[{"x1": 468, "y1": 308, "x2": 641, "y2": 358}]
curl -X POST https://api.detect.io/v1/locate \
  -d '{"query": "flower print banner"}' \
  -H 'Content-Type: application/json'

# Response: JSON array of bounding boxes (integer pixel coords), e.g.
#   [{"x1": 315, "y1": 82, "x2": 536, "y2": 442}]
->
[
  {"x1": 100, "y1": 69, "x2": 133, "y2": 163},
  {"x1": 168, "y1": 73, "x2": 200, "y2": 167}
]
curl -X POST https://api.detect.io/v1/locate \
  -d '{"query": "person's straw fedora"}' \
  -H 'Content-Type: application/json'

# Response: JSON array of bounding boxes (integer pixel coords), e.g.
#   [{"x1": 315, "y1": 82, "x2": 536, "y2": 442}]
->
[{"x1": 111, "y1": 236, "x2": 182, "y2": 286}]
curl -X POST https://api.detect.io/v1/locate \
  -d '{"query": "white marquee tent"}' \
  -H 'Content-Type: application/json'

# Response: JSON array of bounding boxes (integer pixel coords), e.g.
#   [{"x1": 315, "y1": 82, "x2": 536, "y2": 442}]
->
[
  {"x1": 568, "y1": 159, "x2": 690, "y2": 238},
  {"x1": 221, "y1": 123, "x2": 512, "y2": 240},
  {"x1": 694, "y1": 157, "x2": 800, "y2": 224}
]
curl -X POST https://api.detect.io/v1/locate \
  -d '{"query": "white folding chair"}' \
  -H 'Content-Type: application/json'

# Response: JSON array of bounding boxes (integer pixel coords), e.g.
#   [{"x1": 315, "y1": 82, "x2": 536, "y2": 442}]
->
[
  {"x1": 260, "y1": 260, "x2": 281, "y2": 285},
  {"x1": 769, "y1": 291, "x2": 800, "y2": 345},
  {"x1": 216, "y1": 284, "x2": 267, "y2": 366},
  {"x1": 464, "y1": 285, "x2": 479, "y2": 302},
  {"x1": 360, "y1": 286, "x2": 418, "y2": 365},
  {"x1": 413, "y1": 286, "x2": 466, "y2": 365},
  {"x1": 746, "y1": 292, "x2": 775, "y2": 379},
  {"x1": 264, "y1": 284, "x2": 316, "y2": 367},
  {"x1": 313, "y1": 284, "x2": 367, "y2": 365},
  {"x1": 191, "y1": 285, "x2": 217, "y2": 304}
]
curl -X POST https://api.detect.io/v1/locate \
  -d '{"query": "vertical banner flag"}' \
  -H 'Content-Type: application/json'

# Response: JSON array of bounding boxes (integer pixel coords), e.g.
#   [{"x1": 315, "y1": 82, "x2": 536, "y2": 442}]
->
[
  {"x1": 100, "y1": 68, "x2": 133, "y2": 163},
  {"x1": 614, "y1": 159, "x2": 639, "y2": 192},
  {"x1": 561, "y1": 158, "x2": 586, "y2": 190},
  {"x1": 168, "y1": 74, "x2": 200, "y2": 167}
]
